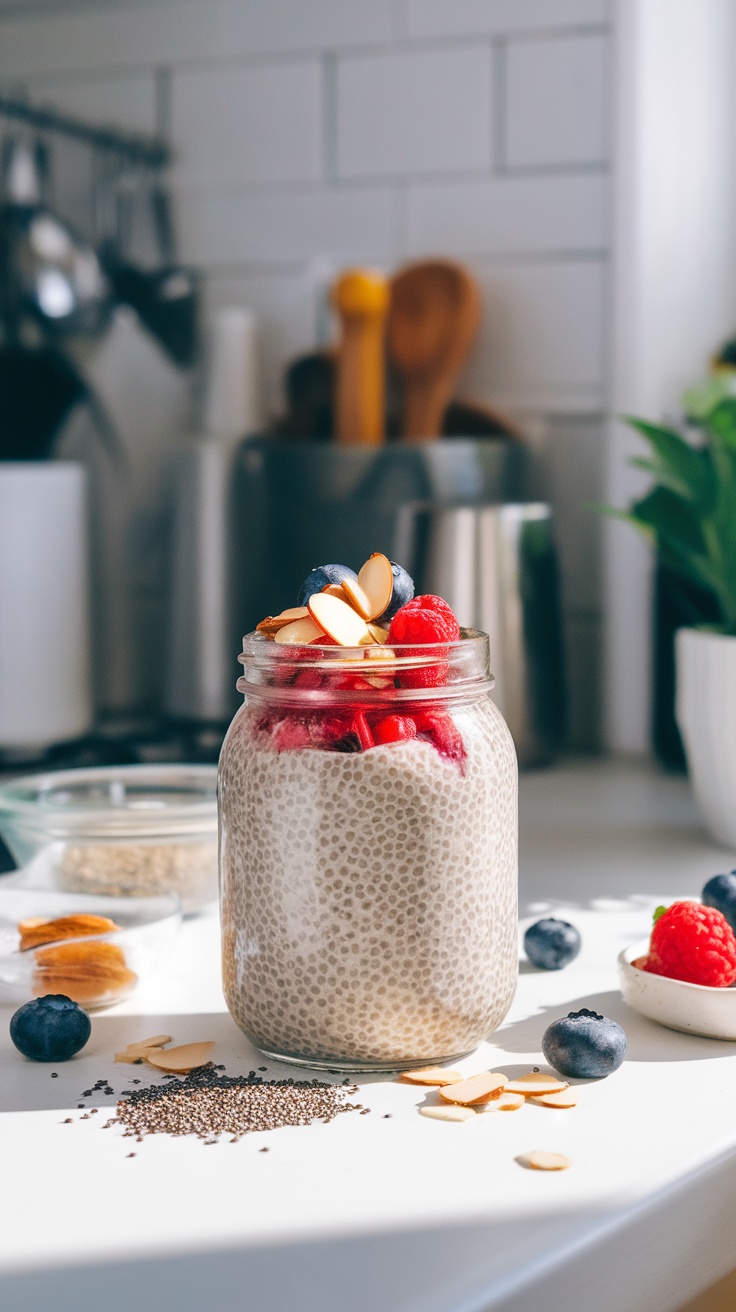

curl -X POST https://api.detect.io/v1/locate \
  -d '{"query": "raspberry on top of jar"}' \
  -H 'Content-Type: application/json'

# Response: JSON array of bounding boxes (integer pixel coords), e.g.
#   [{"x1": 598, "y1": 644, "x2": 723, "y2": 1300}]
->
[{"x1": 248, "y1": 553, "x2": 468, "y2": 767}]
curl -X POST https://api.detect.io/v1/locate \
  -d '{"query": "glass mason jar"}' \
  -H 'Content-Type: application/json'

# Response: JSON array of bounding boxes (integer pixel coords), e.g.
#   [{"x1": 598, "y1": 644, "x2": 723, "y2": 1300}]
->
[{"x1": 218, "y1": 630, "x2": 518, "y2": 1072}]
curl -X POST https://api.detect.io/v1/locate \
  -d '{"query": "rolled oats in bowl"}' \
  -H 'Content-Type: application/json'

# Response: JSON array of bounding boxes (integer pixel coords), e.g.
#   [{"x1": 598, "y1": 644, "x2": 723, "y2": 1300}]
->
[{"x1": 0, "y1": 765, "x2": 218, "y2": 913}]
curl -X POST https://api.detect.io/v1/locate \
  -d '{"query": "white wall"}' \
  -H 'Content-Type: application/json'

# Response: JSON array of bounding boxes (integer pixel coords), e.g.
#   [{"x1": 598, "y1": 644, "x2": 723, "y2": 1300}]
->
[
  {"x1": 605, "y1": 0, "x2": 736, "y2": 753},
  {"x1": 0, "y1": 0, "x2": 612, "y2": 742}
]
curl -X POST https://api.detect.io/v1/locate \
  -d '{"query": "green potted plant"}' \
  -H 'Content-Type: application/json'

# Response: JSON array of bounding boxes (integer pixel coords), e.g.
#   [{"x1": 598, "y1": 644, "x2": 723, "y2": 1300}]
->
[{"x1": 612, "y1": 393, "x2": 736, "y2": 846}]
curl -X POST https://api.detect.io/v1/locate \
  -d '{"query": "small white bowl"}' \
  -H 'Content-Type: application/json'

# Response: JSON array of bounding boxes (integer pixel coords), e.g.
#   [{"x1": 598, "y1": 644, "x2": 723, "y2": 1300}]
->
[{"x1": 618, "y1": 940, "x2": 736, "y2": 1041}]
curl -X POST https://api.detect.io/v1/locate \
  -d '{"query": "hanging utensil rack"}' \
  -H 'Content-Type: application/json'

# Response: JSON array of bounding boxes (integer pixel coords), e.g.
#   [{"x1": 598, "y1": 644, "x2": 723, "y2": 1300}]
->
[{"x1": 0, "y1": 94, "x2": 171, "y2": 167}]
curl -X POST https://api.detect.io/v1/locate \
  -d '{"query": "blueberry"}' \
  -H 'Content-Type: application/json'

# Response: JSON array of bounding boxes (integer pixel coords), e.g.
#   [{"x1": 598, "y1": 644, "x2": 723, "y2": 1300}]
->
[
  {"x1": 702, "y1": 872, "x2": 736, "y2": 933},
  {"x1": 10, "y1": 995, "x2": 91, "y2": 1063},
  {"x1": 524, "y1": 918, "x2": 581, "y2": 970},
  {"x1": 542, "y1": 1008, "x2": 627, "y2": 1079},
  {"x1": 297, "y1": 564, "x2": 358, "y2": 607},
  {"x1": 378, "y1": 563, "x2": 415, "y2": 622}
]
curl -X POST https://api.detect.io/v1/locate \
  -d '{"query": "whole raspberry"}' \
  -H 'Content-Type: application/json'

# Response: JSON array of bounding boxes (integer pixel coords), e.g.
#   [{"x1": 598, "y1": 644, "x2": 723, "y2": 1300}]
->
[
  {"x1": 642, "y1": 901, "x2": 736, "y2": 987},
  {"x1": 387, "y1": 595, "x2": 460, "y2": 645}
]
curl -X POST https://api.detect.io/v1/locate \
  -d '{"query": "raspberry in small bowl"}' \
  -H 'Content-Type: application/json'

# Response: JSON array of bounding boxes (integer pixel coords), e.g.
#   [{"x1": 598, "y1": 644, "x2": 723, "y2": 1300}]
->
[{"x1": 618, "y1": 901, "x2": 736, "y2": 1040}]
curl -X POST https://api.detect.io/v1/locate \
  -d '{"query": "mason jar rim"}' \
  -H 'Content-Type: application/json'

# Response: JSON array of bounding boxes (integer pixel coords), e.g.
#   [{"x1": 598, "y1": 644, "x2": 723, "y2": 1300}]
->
[{"x1": 237, "y1": 627, "x2": 494, "y2": 707}]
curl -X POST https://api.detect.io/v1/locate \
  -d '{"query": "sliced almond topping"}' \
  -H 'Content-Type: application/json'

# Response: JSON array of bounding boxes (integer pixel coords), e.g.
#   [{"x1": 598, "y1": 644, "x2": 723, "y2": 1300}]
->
[
  {"x1": 523, "y1": 1150, "x2": 571, "y2": 1171},
  {"x1": 364, "y1": 643, "x2": 395, "y2": 661},
  {"x1": 399, "y1": 1067, "x2": 464, "y2": 1086},
  {"x1": 529, "y1": 1089, "x2": 578, "y2": 1109},
  {"x1": 419, "y1": 1104, "x2": 475, "y2": 1123},
  {"x1": 345, "y1": 553, "x2": 394, "y2": 622},
  {"x1": 256, "y1": 607, "x2": 310, "y2": 635},
  {"x1": 144, "y1": 1042, "x2": 215, "y2": 1073},
  {"x1": 307, "y1": 593, "x2": 373, "y2": 646},
  {"x1": 439, "y1": 1072, "x2": 508, "y2": 1105},
  {"x1": 367, "y1": 624, "x2": 391, "y2": 645},
  {"x1": 506, "y1": 1075, "x2": 568, "y2": 1096},
  {"x1": 19, "y1": 914, "x2": 121, "y2": 952},
  {"x1": 341, "y1": 577, "x2": 374, "y2": 621},
  {"x1": 483, "y1": 1092, "x2": 525, "y2": 1112},
  {"x1": 273, "y1": 616, "x2": 325, "y2": 645}
]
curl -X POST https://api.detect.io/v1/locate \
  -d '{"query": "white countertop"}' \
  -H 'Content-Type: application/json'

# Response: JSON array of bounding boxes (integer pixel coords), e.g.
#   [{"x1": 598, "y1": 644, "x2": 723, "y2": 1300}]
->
[{"x1": 3, "y1": 758, "x2": 736, "y2": 1312}]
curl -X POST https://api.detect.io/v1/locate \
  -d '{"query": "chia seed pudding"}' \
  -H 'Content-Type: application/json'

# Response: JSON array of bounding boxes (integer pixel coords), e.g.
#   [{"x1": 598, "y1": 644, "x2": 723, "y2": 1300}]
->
[{"x1": 219, "y1": 629, "x2": 518, "y2": 1071}]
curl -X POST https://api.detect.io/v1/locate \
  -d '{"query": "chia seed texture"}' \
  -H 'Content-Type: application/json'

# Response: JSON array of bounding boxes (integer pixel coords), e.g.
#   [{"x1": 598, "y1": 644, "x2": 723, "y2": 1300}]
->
[{"x1": 107, "y1": 1065, "x2": 364, "y2": 1143}]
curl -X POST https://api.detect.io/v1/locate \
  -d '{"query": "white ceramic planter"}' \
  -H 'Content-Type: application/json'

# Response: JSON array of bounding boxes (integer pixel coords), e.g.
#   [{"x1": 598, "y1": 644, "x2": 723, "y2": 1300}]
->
[{"x1": 676, "y1": 627, "x2": 736, "y2": 847}]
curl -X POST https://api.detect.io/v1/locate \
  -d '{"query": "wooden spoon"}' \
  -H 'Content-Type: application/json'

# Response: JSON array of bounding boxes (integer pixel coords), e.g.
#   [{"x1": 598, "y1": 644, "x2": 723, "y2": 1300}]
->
[
  {"x1": 387, "y1": 260, "x2": 481, "y2": 441},
  {"x1": 331, "y1": 269, "x2": 390, "y2": 445}
]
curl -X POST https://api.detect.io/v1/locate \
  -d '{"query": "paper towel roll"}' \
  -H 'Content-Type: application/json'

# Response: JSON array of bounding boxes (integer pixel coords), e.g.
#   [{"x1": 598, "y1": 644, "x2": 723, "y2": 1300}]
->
[
  {"x1": 202, "y1": 307, "x2": 260, "y2": 445},
  {"x1": 0, "y1": 463, "x2": 92, "y2": 748}
]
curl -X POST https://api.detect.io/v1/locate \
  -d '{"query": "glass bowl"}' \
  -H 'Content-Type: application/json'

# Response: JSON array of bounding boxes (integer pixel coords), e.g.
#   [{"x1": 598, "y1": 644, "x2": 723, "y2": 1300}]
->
[
  {"x1": 0, "y1": 880, "x2": 181, "y2": 1011},
  {"x1": 0, "y1": 764, "x2": 218, "y2": 913}
]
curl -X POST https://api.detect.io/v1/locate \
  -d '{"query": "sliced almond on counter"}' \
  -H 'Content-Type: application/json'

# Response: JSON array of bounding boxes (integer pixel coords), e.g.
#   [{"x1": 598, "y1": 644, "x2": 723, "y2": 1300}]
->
[
  {"x1": 115, "y1": 1036, "x2": 174, "y2": 1063},
  {"x1": 505, "y1": 1074, "x2": 569, "y2": 1097},
  {"x1": 399, "y1": 1067, "x2": 464, "y2": 1086},
  {"x1": 308, "y1": 593, "x2": 373, "y2": 646},
  {"x1": 529, "y1": 1089, "x2": 578, "y2": 1109},
  {"x1": 144, "y1": 1042, "x2": 215, "y2": 1073},
  {"x1": 521, "y1": 1150, "x2": 571, "y2": 1171},
  {"x1": 439, "y1": 1072, "x2": 508, "y2": 1105},
  {"x1": 273, "y1": 616, "x2": 325, "y2": 645},
  {"x1": 419, "y1": 1104, "x2": 475, "y2": 1123},
  {"x1": 19, "y1": 914, "x2": 121, "y2": 952},
  {"x1": 482, "y1": 1092, "x2": 525, "y2": 1112},
  {"x1": 126, "y1": 1035, "x2": 173, "y2": 1053},
  {"x1": 256, "y1": 607, "x2": 310, "y2": 635}
]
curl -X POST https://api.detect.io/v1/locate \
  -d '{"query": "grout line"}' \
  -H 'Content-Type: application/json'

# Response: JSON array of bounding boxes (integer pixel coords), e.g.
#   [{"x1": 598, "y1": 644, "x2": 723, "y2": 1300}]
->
[
  {"x1": 0, "y1": 23, "x2": 612, "y2": 83},
  {"x1": 491, "y1": 35, "x2": 506, "y2": 175},
  {"x1": 502, "y1": 160, "x2": 610, "y2": 179},
  {"x1": 171, "y1": 164, "x2": 608, "y2": 200},
  {"x1": 320, "y1": 51, "x2": 338, "y2": 183},
  {"x1": 392, "y1": 180, "x2": 407, "y2": 261}
]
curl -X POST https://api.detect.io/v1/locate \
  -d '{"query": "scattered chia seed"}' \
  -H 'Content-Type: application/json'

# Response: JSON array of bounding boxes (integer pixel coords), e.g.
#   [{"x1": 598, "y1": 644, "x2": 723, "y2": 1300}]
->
[
  {"x1": 78, "y1": 1104, "x2": 85, "y2": 1109},
  {"x1": 126, "y1": 1153, "x2": 136, "y2": 1158},
  {"x1": 258, "y1": 1067, "x2": 267, "y2": 1072},
  {"x1": 51, "y1": 1073, "x2": 58, "y2": 1078},
  {"x1": 259, "y1": 1147, "x2": 269, "y2": 1153},
  {"x1": 108, "y1": 1066, "x2": 364, "y2": 1144},
  {"x1": 62, "y1": 1118, "x2": 72, "y2": 1124},
  {"x1": 383, "y1": 1114, "x2": 392, "y2": 1119}
]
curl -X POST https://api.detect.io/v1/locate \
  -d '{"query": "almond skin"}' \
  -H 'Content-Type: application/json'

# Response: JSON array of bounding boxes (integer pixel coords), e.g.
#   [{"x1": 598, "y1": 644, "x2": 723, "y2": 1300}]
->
[
  {"x1": 19, "y1": 914, "x2": 121, "y2": 952},
  {"x1": 33, "y1": 940, "x2": 137, "y2": 1005}
]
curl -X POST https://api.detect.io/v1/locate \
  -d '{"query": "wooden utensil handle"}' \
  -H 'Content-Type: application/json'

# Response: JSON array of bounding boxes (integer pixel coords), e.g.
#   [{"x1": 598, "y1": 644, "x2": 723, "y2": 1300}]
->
[{"x1": 332, "y1": 270, "x2": 389, "y2": 445}]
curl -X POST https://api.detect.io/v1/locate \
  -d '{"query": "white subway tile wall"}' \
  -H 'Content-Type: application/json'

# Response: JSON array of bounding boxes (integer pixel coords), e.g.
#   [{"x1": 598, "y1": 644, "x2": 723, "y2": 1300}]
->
[
  {"x1": 336, "y1": 47, "x2": 492, "y2": 178},
  {"x1": 1, "y1": 0, "x2": 611, "y2": 745},
  {"x1": 503, "y1": 32, "x2": 609, "y2": 170},
  {"x1": 172, "y1": 60, "x2": 323, "y2": 187}
]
